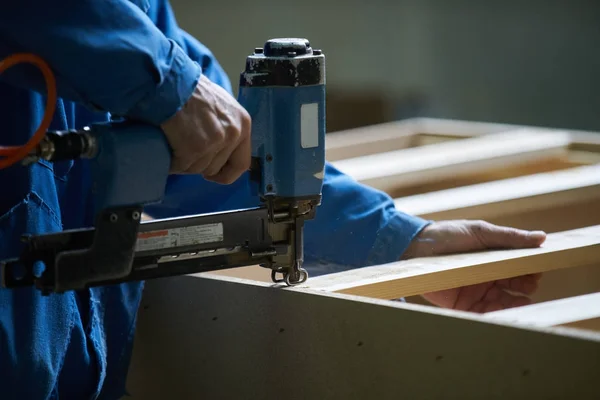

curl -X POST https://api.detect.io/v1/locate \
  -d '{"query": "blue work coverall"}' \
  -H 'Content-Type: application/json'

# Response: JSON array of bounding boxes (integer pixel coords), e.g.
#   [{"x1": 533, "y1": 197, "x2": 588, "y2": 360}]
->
[{"x1": 0, "y1": 0, "x2": 428, "y2": 398}]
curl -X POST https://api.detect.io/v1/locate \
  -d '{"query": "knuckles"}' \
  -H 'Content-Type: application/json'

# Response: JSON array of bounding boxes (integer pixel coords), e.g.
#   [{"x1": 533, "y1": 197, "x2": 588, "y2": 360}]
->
[{"x1": 166, "y1": 82, "x2": 253, "y2": 185}]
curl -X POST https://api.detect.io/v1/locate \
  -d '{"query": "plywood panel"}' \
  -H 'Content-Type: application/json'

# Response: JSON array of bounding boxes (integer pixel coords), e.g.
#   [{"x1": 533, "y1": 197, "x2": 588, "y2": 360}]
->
[{"x1": 126, "y1": 274, "x2": 600, "y2": 400}]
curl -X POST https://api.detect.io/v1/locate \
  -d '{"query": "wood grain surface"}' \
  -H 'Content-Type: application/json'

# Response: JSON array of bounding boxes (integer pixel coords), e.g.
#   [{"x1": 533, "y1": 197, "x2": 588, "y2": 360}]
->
[{"x1": 303, "y1": 225, "x2": 600, "y2": 300}]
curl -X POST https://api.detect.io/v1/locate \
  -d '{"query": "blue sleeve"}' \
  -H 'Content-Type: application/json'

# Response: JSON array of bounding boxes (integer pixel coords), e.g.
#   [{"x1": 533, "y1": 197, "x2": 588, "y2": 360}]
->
[
  {"x1": 144, "y1": 0, "x2": 432, "y2": 270},
  {"x1": 0, "y1": 0, "x2": 201, "y2": 125},
  {"x1": 302, "y1": 164, "x2": 430, "y2": 275},
  {"x1": 145, "y1": 163, "x2": 431, "y2": 274}
]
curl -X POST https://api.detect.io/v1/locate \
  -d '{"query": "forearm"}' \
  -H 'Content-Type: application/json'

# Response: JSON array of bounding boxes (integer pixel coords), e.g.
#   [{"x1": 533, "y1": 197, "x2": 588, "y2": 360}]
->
[{"x1": 0, "y1": 0, "x2": 200, "y2": 125}]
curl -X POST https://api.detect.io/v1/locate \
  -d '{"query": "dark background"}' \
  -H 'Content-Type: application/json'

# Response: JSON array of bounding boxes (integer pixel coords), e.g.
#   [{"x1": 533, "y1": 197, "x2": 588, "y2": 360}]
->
[{"x1": 171, "y1": 0, "x2": 600, "y2": 133}]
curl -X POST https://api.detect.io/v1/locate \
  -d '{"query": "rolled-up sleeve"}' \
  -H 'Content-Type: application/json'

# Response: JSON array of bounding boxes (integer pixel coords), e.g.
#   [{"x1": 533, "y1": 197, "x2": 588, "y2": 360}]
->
[{"x1": 0, "y1": 0, "x2": 200, "y2": 125}]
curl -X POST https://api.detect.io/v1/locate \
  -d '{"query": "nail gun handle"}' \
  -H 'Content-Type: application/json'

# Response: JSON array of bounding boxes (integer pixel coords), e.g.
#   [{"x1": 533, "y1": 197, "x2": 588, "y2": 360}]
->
[{"x1": 83, "y1": 120, "x2": 172, "y2": 214}]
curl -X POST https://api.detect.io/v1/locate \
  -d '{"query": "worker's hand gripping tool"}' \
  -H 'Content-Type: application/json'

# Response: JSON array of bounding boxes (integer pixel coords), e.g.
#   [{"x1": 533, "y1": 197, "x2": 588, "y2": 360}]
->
[{"x1": 0, "y1": 38, "x2": 326, "y2": 294}]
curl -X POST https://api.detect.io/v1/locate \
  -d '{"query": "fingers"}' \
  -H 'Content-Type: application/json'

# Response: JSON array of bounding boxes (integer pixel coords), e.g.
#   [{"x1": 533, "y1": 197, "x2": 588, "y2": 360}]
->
[
  {"x1": 452, "y1": 282, "x2": 492, "y2": 311},
  {"x1": 420, "y1": 288, "x2": 460, "y2": 308},
  {"x1": 204, "y1": 107, "x2": 251, "y2": 183},
  {"x1": 203, "y1": 143, "x2": 237, "y2": 177},
  {"x1": 495, "y1": 273, "x2": 542, "y2": 296},
  {"x1": 469, "y1": 220, "x2": 546, "y2": 250},
  {"x1": 162, "y1": 108, "x2": 223, "y2": 175},
  {"x1": 468, "y1": 285, "x2": 533, "y2": 313},
  {"x1": 206, "y1": 130, "x2": 251, "y2": 184},
  {"x1": 159, "y1": 74, "x2": 251, "y2": 184},
  {"x1": 469, "y1": 296, "x2": 531, "y2": 313}
]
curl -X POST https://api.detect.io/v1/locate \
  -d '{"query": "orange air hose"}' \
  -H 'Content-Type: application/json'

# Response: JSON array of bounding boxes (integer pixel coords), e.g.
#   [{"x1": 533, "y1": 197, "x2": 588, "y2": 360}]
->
[{"x1": 0, "y1": 53, "x2": 57, "y2": 169}]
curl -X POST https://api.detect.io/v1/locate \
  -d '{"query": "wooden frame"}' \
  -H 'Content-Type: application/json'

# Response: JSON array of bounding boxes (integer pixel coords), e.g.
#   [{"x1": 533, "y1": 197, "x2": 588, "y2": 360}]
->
[
  {"x1": 326, "y1": 119, "x2": 600, "y2": 307},
  {"x1": 331, "y1": 129, "x2": 573, "y2": 195},
  {"x1": 324, "y1": 117, "x2": 519, "y2": 160},
  {"x1": 126, "y1": 118, "x2": 600, "y2": 399},
  {"x1": 393, "y1": 163, "x2": 600, "y2": 228},
  {"x1": 324, "y1": 117, "x2": 600, "y2": 161},
  {"x1": 330, "y1": 127, "x2": 600, "y2": 198}
]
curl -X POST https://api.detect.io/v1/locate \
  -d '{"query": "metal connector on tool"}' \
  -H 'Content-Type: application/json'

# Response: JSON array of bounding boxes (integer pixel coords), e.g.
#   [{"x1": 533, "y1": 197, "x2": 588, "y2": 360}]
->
[{"x1": 23, "y1": 128, "x2": 97, "y2": 165}]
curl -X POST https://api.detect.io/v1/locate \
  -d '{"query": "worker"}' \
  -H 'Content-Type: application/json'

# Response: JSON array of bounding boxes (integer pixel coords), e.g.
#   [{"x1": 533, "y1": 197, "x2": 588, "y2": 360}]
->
[{"x1": 0, "y1": 1, "x2": 546, "y2": 399}]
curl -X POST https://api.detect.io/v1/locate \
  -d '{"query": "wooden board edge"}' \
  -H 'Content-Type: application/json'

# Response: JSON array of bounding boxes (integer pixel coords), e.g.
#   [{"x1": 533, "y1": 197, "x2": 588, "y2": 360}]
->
[
  {"x1": 331, "y1": 129, "x2": 572, "y2": 190},
  {"x1": 482, "y1": 291, "x2": 600, "y2": 329},
  {"x1": 393, "y1": 163, "x2": 600, "y2": 219},
  {"x1": 303, "y1": 225, "x2": 600, "y2": 300}
]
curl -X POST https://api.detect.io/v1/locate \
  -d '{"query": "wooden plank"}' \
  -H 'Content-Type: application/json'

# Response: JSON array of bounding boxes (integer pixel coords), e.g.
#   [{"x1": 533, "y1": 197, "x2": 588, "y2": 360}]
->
[
  {"x1": 325, "y1": 120, "x2": 417, "y2": 160},
  {"x1": 303, "y1": 225, "x2": 600, "y2": 300},
  {"x1": 482, "y1": 292, "x2": 600, "y2": 330},
  {"x1": 324, "y1": 117, "x2": 518, "y2": 160},
  {"x1": 126, "y1": 274, "x2": 600, "y2": 400},
  {"x1": 393, "y1": 164, "x2": 600, "y2": 222},
  {"x1": 325, "y1": 117, "x2": 600, "y2": 167},
  {"x1": 410, "y1": 117, "x2": 518, "y2": 136},
  {"x1": 325, "y1": 117, "x2": 600, "y2": 162},
  {"x1": 330, "y1": 129, "x2": 572, "y2": 194}
]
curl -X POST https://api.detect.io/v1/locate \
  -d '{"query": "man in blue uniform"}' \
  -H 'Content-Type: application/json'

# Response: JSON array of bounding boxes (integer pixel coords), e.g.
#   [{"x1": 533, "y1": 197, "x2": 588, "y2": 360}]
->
[{"x1": 0, "y1": 1, "x2": 546, "y2": 398}]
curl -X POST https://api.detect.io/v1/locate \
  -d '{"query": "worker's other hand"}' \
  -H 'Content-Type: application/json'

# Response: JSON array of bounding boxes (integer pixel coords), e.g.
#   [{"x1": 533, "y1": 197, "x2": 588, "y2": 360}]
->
[
  {"x1": 402, "y1": 220, "x2": 547, "y2": 313},
  {"x1": 160, "y1": 74, "x2": 251, "y2": 184}
]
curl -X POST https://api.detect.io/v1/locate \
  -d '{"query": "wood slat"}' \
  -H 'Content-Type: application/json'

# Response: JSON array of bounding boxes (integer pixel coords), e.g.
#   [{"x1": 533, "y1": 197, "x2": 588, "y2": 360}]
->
[
  {"x1": 303, "y1": 225, "x2": 600, "y2": 300},
  {"x1": 331, "y1": 129, "x2": 572, "y2": 194},
  {"x1": 325, "y1": 117, "x2": 600, "y2": 161},
  {"x1": 482, "y1": 292, "x2": 600, "y2": 331},
  {"x1": 393, "y1": 164, "x2": 600, "y2": 221},
  {"x1": 324, "y1": 117, "x2": 517, "y2": 160}
]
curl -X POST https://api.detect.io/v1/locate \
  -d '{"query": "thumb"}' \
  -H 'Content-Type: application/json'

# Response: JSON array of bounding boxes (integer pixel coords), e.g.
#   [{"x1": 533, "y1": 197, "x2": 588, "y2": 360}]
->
[{"x1": 470, "y1": 222, "x2": 546, "y2": 250}]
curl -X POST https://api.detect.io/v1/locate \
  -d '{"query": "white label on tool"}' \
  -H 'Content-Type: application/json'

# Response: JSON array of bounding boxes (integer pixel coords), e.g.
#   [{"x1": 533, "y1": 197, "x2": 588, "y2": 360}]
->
[
  {"x1": 300, "y1": 103, "x2": 319, "y2": 149},
  {"x1": 135, "y1": 223, "x2": 224, "y2": 252}
]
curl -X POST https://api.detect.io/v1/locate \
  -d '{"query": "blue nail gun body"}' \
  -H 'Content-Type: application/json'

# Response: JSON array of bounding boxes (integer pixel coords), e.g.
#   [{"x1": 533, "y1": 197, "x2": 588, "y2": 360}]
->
[{"x1": 1, "y1": 38, "x2": 326, "y2": 294}]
